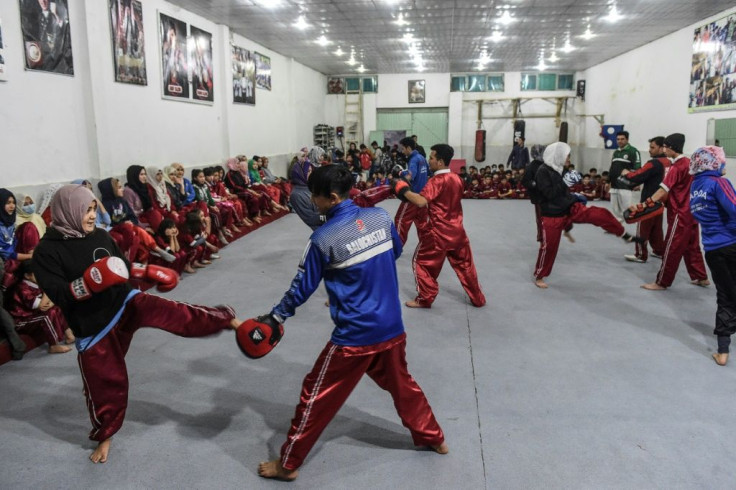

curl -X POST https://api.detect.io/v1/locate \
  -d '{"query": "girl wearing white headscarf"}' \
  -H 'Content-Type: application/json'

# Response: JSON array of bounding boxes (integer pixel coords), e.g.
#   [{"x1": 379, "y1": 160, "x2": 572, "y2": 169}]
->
[
  {"x1": 532, "y1": 142, "x2": 641, "y2": 289},
  {"x1": 32, "y1": 184, "x2": 244, "y2": 464}
]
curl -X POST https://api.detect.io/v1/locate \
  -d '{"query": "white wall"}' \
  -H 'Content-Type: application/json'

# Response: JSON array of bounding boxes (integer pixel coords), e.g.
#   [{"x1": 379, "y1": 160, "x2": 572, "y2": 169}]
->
[
  {"x1": 0, "y1": 0, "x2": 326, "y2": 198},
  {"x1": 581, "y1": 6, "x2": 736, "y2": 171}
]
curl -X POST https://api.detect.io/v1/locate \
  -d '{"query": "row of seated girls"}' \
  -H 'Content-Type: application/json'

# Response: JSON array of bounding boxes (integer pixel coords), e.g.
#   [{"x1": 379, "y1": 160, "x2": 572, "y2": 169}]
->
[{"x1": 0, "y1": 155, "x2": 290, "y2": 359}]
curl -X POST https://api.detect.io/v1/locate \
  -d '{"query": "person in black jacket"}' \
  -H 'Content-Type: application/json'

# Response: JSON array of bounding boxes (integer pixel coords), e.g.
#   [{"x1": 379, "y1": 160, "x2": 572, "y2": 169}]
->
[
  {"x1": 618, "y1": 136, "x2": 670, "y2": 263},
  {"x1": 522, "y1": 144, "x2": 546, "y2": 242},
  {"x1": 533, "y1": 143, "x2": 641, "y2": 289},
  {"x1": 32, "y1": 184, "x2": 243, "y2": 464}
]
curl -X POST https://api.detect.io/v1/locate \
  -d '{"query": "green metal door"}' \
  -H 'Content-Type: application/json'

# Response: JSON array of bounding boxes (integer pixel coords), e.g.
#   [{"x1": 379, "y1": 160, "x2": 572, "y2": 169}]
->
[{"x1": 376, "y1": 108, "x2": 449, "y2": 150}]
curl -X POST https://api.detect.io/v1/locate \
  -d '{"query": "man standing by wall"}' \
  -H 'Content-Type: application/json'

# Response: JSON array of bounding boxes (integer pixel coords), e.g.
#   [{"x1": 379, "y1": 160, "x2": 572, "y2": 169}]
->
[
  {"x1": 507, "y1": 137, "x2": 530, "y2": 171},
  {"x1": 394, "y1": 137, "x2": 429, "y2": 245},
  {"x1": 609, "y1": 131, "x2": 641, "y2": 221}
]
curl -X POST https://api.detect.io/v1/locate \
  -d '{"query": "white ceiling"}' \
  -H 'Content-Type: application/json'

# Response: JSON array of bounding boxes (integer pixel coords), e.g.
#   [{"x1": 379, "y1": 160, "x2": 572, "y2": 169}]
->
[{"x1": 167, "y1": 0, "x2": 735, "y2": 75}]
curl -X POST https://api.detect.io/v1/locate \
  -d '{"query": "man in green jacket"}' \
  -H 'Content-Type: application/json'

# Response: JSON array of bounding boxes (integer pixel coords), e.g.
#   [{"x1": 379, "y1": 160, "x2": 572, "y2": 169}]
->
[{"x1": 608, "y1": 130, "x2": 641, "y2": 222}]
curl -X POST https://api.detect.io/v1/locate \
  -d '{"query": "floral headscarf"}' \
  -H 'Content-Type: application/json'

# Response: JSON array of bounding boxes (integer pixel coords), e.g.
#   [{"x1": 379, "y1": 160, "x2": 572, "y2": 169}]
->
[{"x1": 690, "y1": 146, "x2": 726, "y2": 175}]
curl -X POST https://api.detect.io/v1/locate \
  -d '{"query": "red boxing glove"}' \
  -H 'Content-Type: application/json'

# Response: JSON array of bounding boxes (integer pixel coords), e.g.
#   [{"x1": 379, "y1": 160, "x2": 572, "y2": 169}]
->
[
  {"x1": 70, "y1": 256, "x2": 129, "y2": 300},
  {"x1": 391, "y1": 178, "x2": 410, "y2": 202},
  {"x1": 131, "y1": 263, "x2": 179, "y2": 292}
]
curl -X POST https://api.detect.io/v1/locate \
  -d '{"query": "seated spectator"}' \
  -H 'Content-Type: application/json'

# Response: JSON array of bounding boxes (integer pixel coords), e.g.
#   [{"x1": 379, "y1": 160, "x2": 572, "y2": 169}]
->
[
  {"x1": 515, "y1": 178, "x2": 528, "y2": 199},
  {"x1": 15, "y1": 192, "x2": 47, "y2": 238},
  {"x1": 497, "y1": 176, "x2": 514, "y2": 199},
  {"x1": 181, "y1": 209, "x2": 219, "y2": 265},
  {"x1": 210, "y1": 166, "x2": 252, "y2": 227},
  {"x1": 249, "y1": 156, "x2": 287, "y2": 209},
  {"x1": 373, "y1": 170, "x2": 390, "y2": 187},
  {"x1": 37, "y1": 183, "x2": 64, "y2": 226},
  {"x1": 146, "y1": 166, "x2": 181, "y2": 225},
  {"x1": 260, "y1": 157, "x2": 292, "y2": 203},
  {"x1": 0, "y1": 189, "x2": 34, "y2": 264},
  {"x1": 463, "y1": 177, "x2": 481, "y2": 199},
  {"x1": 579, "y1": 174, "x2": 598, "y2": 200},
  {"x1": 123, "y1": 165, "x2": 163, "y2": 232},
  {"x1": 8, "y1": 260, "x2": 74, "y2": 354},
  {"x1": 225, "y1": 157, "x2": 268, "y2": 223},
  {"x1": 478, "y1": 175, "x2": 498, "y2": 199},
  {"x1": 154, "y1": 219, "x2": 192, "y2": 274},
  {"x1": 192, "y1": 168, "x2": 234, "y2": 246},
  {"x1": 598, "y1": 172, "x2": 611, "y2": 201}
]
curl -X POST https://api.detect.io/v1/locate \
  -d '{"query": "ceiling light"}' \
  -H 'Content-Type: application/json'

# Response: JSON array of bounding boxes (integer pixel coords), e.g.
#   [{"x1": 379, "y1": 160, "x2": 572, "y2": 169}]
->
[
  {"x1": 549, "y1": 51, "x2": 559, "y2": 63},
  {"x1": 334, "y1": 46, "x2": 344, "y2": 56},
  {"x1": 580, "y1": 24, "x2": 595, "y2": 40},
  {"x1": 402, "y1": 32, "x2": 415, "y2": 44},
  {"x1": 478, "y1": 50, "x2": 492, "y2": 65},
  {"x1": 257, "y1": 0, "x2": 281, "y2": 8},
  {"x1": 395, "y1": 13, "x2": 409, "y2": 26},
  {"x1": 293, "y1": 15, "x2": 310, "y2": 30},
  {"x1": 315, "y1": 34, "x2": 331, "y2": 46},
  {"x1": 536, "y1": 50, "x2": 547, "y2": 71},
  {"x1": 603, "y1": 4, "x2": 623, "y2": 23},
  {"x1": 346, "y1": 55, "x2": 357, "y2": 66},
  {"x1": 496, "y1": 10, "x2": 515, "y2": 25},
  {"x1": 561, "y1": 35, "x2": 576, "y2": 53},
  {"x1": 489, "y1": 30, "x2": 504, "y2": 42},
  {"x1": 357, "y1": 64, "x2": 367, "y2": 73}
]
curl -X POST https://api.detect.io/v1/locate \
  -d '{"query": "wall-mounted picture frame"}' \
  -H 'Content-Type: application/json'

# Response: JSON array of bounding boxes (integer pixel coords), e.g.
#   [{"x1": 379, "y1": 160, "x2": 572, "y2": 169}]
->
[
  {"x1": 109, "y1": 0, "x2": 147, "y2": 85},
  {"x1": 232, "y1": 44, "x2": 255, "y2": 105},
  {"x1": 409, "y1": 79, "x2": 425, "y2": 103},
  {"x1": 0, "y1": 17, "x2": 7, "y2": 81},
  {"x1": 327, "y1": 76, "x2": 344, "y2": 94},
  {"x1": 19, "y1": 0, "x2": 74, "y2": 75},
  {"x1": 254, "y1": 52, "x2": 271, "y2": 90},
  {"x1": 688, "y1": 12, "x2": 736, "y2": 113},
  {"x1": 189, "y1": 25, "x2": 214, "y2": 103},
  {"x1": 159, "y1": 12, "x2": 188, "y2": 100}
]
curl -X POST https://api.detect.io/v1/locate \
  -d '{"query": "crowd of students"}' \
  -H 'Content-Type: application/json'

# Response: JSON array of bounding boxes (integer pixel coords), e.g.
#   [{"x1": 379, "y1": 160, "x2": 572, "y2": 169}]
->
[{"x1": 0, "y1": 155, "x2": 289, "y2": 359}]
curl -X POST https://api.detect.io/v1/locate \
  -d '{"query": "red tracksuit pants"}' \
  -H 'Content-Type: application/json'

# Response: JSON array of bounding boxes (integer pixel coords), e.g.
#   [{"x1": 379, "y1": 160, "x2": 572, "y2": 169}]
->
[
  {"x1": 77, "y1": 293, "x2": 235, "y2": 442},
  {"x1": 655, "y1": 214, "x2": 708, "y2": 287},
  {"x1": 279, "y1": 334, "x2": 445, "y2": 471},
  {"x1": 634, "y1": 212, "x2": 665, "y2": 261},
  {"x1": 395, "y1": 201, "x2": 428, "y2": 245},
  {"x1": 535, "y1": 203, "x2": 624, "y2": 279},
  {"x1": 412, "y1": 233, "x2": 486, "y2": 307},
  {"x1": 15, "y1": 306, "x2": 68, "y2": 347}
]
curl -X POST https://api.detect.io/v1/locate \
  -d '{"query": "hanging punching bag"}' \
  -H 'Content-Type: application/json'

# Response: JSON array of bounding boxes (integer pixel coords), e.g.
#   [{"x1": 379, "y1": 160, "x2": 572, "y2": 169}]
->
[
  {"x1": 559, "y1": 121, "x2": 569, "y2": 143},
  {"x1": 513, "y1": 120, "x2": 525, "y2": 143},
  {"x1": 475, "y1": 130, "x2": 486, "y2": 162}
]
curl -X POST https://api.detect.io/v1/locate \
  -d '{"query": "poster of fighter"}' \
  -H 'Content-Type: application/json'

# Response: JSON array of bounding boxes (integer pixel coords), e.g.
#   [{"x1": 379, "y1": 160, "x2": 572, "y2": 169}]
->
[
  {"x1": 689, "y1": 13, "x2": 736, "y2": 113},
  {"x1": 109, "y1": 0, "x2": 146, "y2": 85},
  {"x1": 232, "y1": 45, "x2": 255, "y2": 105},
  {"x1": 189, "y1": 25, "x2": 213, "y2": 102},
  {"x1": 159, "y1": 12, "x2": 188, "y2": 100},
  {"x1": 19, "y1": 0, "x2": 74, "y2": 75},
  {"x1": 254, "y1": 52, "x2": 271, "y2": 91},
  {"x1": 0, "y1": 17, "x2": 7, "y2": 81}
]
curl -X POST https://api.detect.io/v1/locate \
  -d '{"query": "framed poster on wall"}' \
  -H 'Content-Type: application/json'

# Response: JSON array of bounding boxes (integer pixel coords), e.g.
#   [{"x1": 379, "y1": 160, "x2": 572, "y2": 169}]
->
[
  {"x1": 327, "y1": 77, "x2": 344, "y2": 94},
  {"x1": 189, "y1": 25, "x2": 213, "y2": 103},
  {"x1": 688, "y1": 13, "x2": 736, "y2": 112},
  {"x1": 232, "y1": 45, "x2": 255, "y2": 105},
  {"x1": 0, "y1": 17, "x2": 6, "y2": 81},
  {"x1": 254, "y1": 52, "x2": 271, "y2": 90},
  {"x1": 409, "y1": 80, "x2": 425, "y2": 103},
  {"x1": 19, "y1": 0, "x2": 74, "y2": 75},
  {"x1": 159, "y1": 12, "x2": 188, "y2": 100},
  {"x1": 109, "y1": 0, "x2": 147, "y2": 85}
]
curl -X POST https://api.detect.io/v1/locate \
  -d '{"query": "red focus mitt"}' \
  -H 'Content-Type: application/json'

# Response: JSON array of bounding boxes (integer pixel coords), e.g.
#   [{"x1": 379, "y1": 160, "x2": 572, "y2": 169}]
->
[
  {"x1": 236, "y1": 314, "x2": 284, "y2": 359},
  {"x1": 391, "y1": 178, "x2": 410, "y2": 202},
  {"x1": 70, "y1": 256, "x2": 129, "y2": 300},
  {"x1": 624, "y1": 198, "x2": 664, "y2": 224},
  {"x1": 131, "y1": 263, "x2": 179, "y2": 292}
]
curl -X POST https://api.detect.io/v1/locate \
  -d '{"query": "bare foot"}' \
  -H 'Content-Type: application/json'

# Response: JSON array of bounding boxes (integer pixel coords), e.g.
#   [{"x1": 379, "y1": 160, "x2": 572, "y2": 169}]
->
[
  {"x1": 431, "y1": 442, "x2": 449, "y2": 454},
  {"x1": 48, "y1": 344, "x2": 72, "y2": 354},
  {"x1": 324, "y1": 300, "x2": 330, "y2": 307},
  {"x1": 641, "y1": 282, "x2": 666, "y2": 290},
  {"x1": 193, "y1": 261, "x2": 207, "y2": 269},
  {"x1": 64, "y1": 328, "x2": 76, "y2": 344},
  {"x1": 692, "y1": 279, "x2": 711, "y2": 287},
  {"x1": 90, "y1": 438, "x2": 111, "y2": 463},
  {"x1": 258, "y1": 459, "x2": 298, "y2": 481},
  {"x1": 254, "y1": 216, "x2": 262, "y2": 223},
  {"x1": 713, "y1": 353, "x2": 729, "y2": 366},
  {"x1": 184, "y1": 264, "x2": 197, "y2": 274},
  {"x1": 563, "y1": 231, "x2": 575, "y2": 243},
  {"x1": 534, "y1": 278, "x2": 548, "y2": 289}
]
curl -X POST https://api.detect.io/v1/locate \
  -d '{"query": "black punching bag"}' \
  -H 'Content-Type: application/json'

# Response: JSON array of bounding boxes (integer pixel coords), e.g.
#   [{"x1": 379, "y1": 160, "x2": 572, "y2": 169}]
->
[
  {"x1": 475, "y1": 130, "x2": 486, "y2": 162},
  {"x1": 559, "y1": 121, "x2": 569, "y2": 143},
  {"x1": 513, "y1": 120, "x2": 525, "y2": 143}
]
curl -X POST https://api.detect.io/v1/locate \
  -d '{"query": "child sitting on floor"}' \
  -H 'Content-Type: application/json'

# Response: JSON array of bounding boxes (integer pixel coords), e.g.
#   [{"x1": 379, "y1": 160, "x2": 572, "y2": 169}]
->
[{"x1": 8, "y1": 260, "x2": 74, "y2": 353}]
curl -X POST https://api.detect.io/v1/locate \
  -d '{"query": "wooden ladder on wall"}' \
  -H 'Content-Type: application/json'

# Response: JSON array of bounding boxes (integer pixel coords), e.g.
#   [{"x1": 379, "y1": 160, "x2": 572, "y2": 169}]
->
[{"x1": 344, "y1": 88, "x2": 363, "y2": 148}]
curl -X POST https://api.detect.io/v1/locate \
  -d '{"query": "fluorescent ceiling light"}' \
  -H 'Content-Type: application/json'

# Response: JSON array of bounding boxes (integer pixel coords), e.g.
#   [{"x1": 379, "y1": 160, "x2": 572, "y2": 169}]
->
[
  {"x1": 496, "y1": 10, "x2": 515, "y2": 25},
  {"x1": 549, "y1": 51, "x2": 559, "y2": 63},
  {"x1": 580, "y1": 25, "x2": 595, "y2": 40},
  {"x1": 357, "y1": 64, "x2": 367, "y2": 73},
  {"x1": 257, "y1": 0, "x2": 281, "y2": 8},
  {"x1": 395, "y1": 13, "x2": 409, "y2": 26},
  {"x1": 561, "y1": 37, "x2": 575, "y2": 53},
  {"x1": 293, "y1": 15, "x2": 310, "y2": 30},
  {"x1": 316, "y1": 34, "x2": 331, "y2": 46},
  {"x1": 489, "y1": 30, "x2": 504, "y2": 42},
  {"x1": 603, "y1": 4, "x2": 623, "y2": 23},
  {"x1": 402, "y1": 33, "x2": 415, "y2": 44},
  {"x1": 346, "y1": 56, "x2": 357, "y2": 66},
  {"x1": 334, "y1": 46, "x2": 344, "y2": 56},
  {"x1": 536, "y1": 50, "x2": 547, "y2": 71}
]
